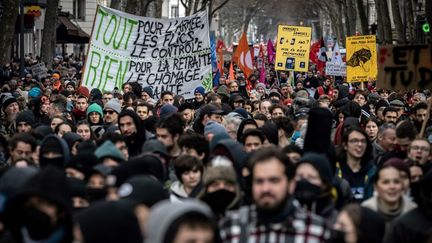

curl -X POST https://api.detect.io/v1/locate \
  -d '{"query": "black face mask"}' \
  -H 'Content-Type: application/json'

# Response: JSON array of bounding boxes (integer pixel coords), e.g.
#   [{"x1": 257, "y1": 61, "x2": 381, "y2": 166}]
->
[
  {"x1": 201, "y1": 189, "x2": 236, "y2": 215},
  {"x1": 40, "y1": 157, "x2": 64, "y2": 168},
  {"x1": 294, "y1": 179, "x2": 322, "y2": 206},
  {"x1": 23, "y1": 207, "x2": 54, "y2": 240},
  {"x1": 328, "y1": 229, "x2": 346, "y2": 243},
  {"x1": 86, "y1": 188, "x2": 107, "y2": 203}
]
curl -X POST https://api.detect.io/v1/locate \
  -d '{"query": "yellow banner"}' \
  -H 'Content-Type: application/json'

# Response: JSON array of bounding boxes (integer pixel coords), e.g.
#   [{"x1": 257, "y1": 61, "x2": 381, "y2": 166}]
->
[
  {"x1": 275, "y1": 25, "x2": 312, "y2": 72},
  {"x1": 346, "y1": 35, "x2": 377, "y2": 82}
]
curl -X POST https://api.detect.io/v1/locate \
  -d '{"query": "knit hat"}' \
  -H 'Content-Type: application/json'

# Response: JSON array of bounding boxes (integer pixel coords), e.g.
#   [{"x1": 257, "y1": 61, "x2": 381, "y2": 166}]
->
[
  {"x1": 95, "y1": 140, "x2": 125, "y2": 162},
  {"x1": 297, "y1": 152, "x2": 334, "y2": 186},
  {"x1": 76, "y1": 86, "x2": 90, "y2": 98},
  {"x1": 110, "y1": 155, "x2": 165, "y2": 186},
  {"x1": 0, "y1": 167, "x2": 38, "y2": 201},
  {"x1": 104, "y1": 98, "x2": 122, "y2": 114},
  {"x1": 256, "y1": 83, "x2": 266, "y2": 90},
  {"x1": 15, "y1": 110, "x2": 35, "y2": 127},
  {"x1": 194, "y1": 86, "x2": 205, "y2": 96},
  {"x1": 269, "y1": 89, "x2": 281, "y2": 99},
  {"x1": 142, "y1": 86, "x2": 153, "y2": 98},
  {"x1": 141, "y1": 139, "x2": 169, "y2": 158},
  {"x1": 375, "y1": 99, "x2": 389, "y2": 111},
  {"x1": 204, "y1": 121, "x2": 228, "y2": 137},
  {"x1": 202, "y1": 165, "x2": 237, "y2": 188},
  {"x1": 87, "y1": 103, "x2": 103, "y2": 117},
  {"x1": 159, "y1": 104, "x2": 178, "y2": 119},
  {"x1": 1, "y1": 95, "x2": 17, "y2": 109},
  {"x1": 66, "y1": 153, "x2": 100, "y2": 178},
  {"x1": 28, "y1": 87, "x2": 42, "y2": 98},
  {"x1": 118, "y1": 175, "x2": 168, "y2": 207}
]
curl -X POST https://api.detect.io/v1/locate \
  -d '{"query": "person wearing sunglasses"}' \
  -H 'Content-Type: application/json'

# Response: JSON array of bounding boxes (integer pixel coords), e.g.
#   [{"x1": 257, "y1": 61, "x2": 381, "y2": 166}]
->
[{"x1": 103, "y1": 98, "x2": 122, "y2": 127}]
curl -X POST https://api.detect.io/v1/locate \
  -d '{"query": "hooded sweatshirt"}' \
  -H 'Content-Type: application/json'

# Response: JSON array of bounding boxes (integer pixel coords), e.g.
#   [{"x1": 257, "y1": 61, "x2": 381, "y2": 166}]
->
[{"x1": 145, "y1": 200, "x2": 214, "y2": 243}]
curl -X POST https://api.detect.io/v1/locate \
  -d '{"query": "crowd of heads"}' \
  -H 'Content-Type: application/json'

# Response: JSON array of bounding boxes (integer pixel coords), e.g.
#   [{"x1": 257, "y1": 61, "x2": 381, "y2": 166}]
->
[{"x1": 0, "y1": 56, "x2": 431, "y2": 242}]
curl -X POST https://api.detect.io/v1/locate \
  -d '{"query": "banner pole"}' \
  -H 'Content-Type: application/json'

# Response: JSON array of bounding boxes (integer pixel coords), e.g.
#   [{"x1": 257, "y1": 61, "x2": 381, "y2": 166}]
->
[{"x1": 420, "y1": 97, "x2": 432, "y2": 138}]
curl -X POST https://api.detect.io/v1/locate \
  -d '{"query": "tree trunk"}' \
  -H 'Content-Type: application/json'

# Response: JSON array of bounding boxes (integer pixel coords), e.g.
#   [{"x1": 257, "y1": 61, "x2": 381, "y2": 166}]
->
[
  {"x1": 375, "y1": 0, "x2": 384, "y2": 42},
  {"x1": 41, "y1": 0, "x2": 59, "y2": 68},
  {"x1": 390, "y1": 0, "x2": 404, "y2": 43},
  {"x1": 110, "y1": 0, "x2": 121, "y2": 10},
  {"x1": 347, "y1": 0, "x2": 357, "y2": 34},
  {"x1": 0, "y1": 0, "x2": 19, "y2": 65},
  {"x1": 154, "y1": 0, "x2": 163, "y2": 18},
  {"x1": 356, "y1": 0, "x2": 369, "y2": 35},
  {"x1": 337, "y1": 0, "x2": 346, "y2": 43},
  {"x1": 405, "y1": 0, "x2": 415, "y2": 43},
  {"x1": 125, "y1": 0, "x2": 139, "y2": 14},
  {"x1": 381, "y1": 0, "x2": 393, "y2": 43}
]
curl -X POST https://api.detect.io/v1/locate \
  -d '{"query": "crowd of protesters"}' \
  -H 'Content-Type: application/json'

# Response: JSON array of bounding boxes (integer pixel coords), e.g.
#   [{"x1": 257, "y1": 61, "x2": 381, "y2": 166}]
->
[{"x1": 0, "y1": 54, "x2": 431, "y2": 243}]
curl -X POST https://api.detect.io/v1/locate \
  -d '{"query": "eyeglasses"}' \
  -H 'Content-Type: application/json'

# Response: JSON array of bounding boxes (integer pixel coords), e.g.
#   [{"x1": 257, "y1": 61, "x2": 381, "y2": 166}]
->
[
  {"x1": 104, "y1": 110, "x2": 115, "y2": 115},
  {"x1": 348, "y1": 139, "x2": 367, "y2": 145},
  {"x1": 410, "y1": 146, "x2": 430, "y2": 152}
]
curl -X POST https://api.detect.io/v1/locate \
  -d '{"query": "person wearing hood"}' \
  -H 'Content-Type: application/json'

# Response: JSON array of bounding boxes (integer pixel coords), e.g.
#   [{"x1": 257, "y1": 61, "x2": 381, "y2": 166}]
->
[
  {"x1": 4, "y1": 167, "x2": 73, "y2": 243},
  {"x1": 198, "y1": 165, "x2": 242, "y2": 218},
  {"x1": 0, "y1": 95, "x2": 19, "y2": 138},
  {"x1": 170, "y1": 155, "x2": 204, "y2": 202},
  {"x1": 75, "y1": 201, "x2": 143, "y2": 243},
  {"x1": 145, "y1": 200, "x2": 219, "y2": 243},
  {"x1": 39, "y1": 134, "x2": 70, "y2": 169},
  {"x1": 118, "y1": 109, "x2": 146, "y2": 157},
  {"x1": 293, "y1": 152, "x2": 339, "y2": 224}
]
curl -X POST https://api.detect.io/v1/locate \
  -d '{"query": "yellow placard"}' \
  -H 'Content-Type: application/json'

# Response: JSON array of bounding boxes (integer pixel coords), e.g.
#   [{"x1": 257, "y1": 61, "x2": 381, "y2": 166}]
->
[
  {"x1": 346, "y1": 35, "x2": 377, "y2": 82},
  {"x1": 274, "y1": 25, "x2": 312, "y2": 72}
]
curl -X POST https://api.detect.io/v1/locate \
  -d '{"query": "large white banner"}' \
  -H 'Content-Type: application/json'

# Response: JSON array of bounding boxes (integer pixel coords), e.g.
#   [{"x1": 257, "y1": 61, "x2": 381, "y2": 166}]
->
[{"x1": 82, "y1": 6, "x2": 212, "y2": 99}]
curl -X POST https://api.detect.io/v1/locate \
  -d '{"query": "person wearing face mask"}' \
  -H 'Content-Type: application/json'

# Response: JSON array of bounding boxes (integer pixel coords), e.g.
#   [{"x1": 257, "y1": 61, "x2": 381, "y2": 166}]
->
[
  {"x1": 4, "y1": 167, "x2": 73, "y2": 243},
  {"x1": 198, "y1": 165, "x2": 242, "y2": 218},
  {"x1": 293, "y1": 152, "x2": 339, "y2": 224},
  {"x1": 39, "y1": 134, "x2": 70, "y2": 169}
]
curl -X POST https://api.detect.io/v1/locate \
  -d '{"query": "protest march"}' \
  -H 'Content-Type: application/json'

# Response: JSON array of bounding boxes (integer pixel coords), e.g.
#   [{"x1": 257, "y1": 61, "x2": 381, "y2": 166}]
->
[{"x1": 0, "y1": 2, "x2": 431, "y2": 243}]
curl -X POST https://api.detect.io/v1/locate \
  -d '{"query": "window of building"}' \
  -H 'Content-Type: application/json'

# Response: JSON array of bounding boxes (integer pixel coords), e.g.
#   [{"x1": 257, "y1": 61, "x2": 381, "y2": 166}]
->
[
  {"x1": 73, "y1": 0, "x2": 85, "y2": 21},
  {"x1": 170, "y1": 5, "x2": 178, "y2": 18}
]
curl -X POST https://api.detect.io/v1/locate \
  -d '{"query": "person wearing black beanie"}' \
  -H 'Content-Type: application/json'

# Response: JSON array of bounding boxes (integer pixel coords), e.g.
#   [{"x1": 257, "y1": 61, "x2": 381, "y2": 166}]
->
[{"x1": 15, "y1": 110, "x2": 35, "y2": 133}]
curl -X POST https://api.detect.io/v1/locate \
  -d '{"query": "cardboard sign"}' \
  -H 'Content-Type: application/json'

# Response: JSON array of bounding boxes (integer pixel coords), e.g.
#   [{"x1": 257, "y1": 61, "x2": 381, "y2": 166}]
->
[
  {"x1": 377, "y1": 44, "x2": 432, "y2": 90},
  {"x1": 275, "y1": 25, "x2": 312, "y2": 72},
  {"x1": 31, "y1": 63, "x2": 48, "y2": 78},
  {"x1": 81, "y1": 5, "x2": 212, "y2": 98},
  {"x1": 346, "y1": 35, "x2": 377, "y2": 82},
  {"x1": 325, "y1": 62, "x2": 346, "y2": 76}
]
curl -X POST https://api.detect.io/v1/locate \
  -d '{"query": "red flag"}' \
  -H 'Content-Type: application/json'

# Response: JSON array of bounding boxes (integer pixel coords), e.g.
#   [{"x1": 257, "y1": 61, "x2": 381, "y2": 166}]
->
[
  {"x1": 309, "y1": 38, "x2": 327, "y2": 74},
  {"x1": 216, "y1": 40, "x2": 226, "y2": 75},
  {"x1": 228, "y1": 62, "x2": 235, "y2": 82},
  {"x1": 267, "y1": 39, "x2": 276, "y2": 64},
  {"x1": 233, "y1": 32, "x2": 254, "y2": 79}
]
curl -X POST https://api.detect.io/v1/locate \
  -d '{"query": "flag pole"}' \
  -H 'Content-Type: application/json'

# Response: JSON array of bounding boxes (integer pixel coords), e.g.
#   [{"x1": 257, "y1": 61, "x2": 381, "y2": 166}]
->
[{"x1": 420, "y1": 97, "x2": 432, "y2": 138}]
